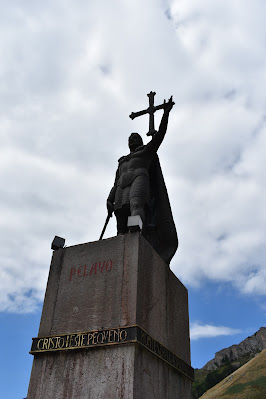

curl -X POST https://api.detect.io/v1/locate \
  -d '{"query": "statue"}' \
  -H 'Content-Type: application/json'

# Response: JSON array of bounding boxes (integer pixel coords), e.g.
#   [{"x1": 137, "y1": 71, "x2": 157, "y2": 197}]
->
[{"x1": 103, "y1": 92, "x2": 178, "y2": 265}]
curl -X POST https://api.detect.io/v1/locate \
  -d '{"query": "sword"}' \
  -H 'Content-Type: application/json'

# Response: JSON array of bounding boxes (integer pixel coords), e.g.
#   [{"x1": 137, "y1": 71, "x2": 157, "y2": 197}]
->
[{"x1": 99, "y1": 215, "x2": 111, "y2": 240}]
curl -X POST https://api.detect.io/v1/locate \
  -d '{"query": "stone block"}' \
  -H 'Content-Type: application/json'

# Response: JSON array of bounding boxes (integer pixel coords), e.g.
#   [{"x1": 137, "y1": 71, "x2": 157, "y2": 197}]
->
[
  {"x1": 127, "y1": 215, "x2": 143, "y2": 232},
  {"x1": 27, "y1": 233, "x2": 193, "y2": 398}
]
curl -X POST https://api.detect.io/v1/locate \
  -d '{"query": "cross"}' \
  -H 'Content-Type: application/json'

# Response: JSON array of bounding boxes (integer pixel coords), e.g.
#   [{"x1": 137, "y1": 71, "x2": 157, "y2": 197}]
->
[{"x1": 129, "y1": 91, "x2": 165, "y2": 136}]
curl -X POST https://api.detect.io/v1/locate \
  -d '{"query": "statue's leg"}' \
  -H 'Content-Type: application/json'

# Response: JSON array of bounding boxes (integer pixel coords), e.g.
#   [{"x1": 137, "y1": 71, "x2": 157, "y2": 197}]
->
[
  {"x1": 115, "y1": 207, "x2": 130, "y2": 235},
  {"x1": 130, "y1": 196, "x2": 146, "y2": 223}
]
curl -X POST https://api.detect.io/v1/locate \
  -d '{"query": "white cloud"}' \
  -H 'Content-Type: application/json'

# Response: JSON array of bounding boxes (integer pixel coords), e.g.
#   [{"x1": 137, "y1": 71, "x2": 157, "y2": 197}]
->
[
  {"x1": 0, "y1": 0, "x2": 265, "y2": 311},
  {"x1": 190, "y1": 322, "x2": 241, "y2": 340}
]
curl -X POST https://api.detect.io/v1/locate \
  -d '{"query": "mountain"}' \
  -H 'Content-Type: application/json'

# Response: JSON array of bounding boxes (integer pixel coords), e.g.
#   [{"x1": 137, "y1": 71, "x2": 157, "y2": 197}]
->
[
  {"x1": 192, "y1": 327, "x2": 266, "y2": 398},
  {"x1": 199, "y1": 348, "x2": 266, "y2": 399},
  {"x1": 203, "y1": 327, "x2": 266, "y2": 371}
]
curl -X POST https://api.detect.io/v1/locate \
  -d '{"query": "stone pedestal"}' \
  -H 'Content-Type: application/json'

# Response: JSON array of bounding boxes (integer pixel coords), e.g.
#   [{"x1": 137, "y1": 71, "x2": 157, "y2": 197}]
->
[{"x1": 27, "y1": 232, "x2": 193, "y2": 398}]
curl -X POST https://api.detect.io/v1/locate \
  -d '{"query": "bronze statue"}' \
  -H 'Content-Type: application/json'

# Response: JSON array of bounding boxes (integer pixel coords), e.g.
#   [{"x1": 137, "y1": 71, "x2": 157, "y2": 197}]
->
[{"x1": 105, "y1": 92, "x2": 178, "y2": 265}]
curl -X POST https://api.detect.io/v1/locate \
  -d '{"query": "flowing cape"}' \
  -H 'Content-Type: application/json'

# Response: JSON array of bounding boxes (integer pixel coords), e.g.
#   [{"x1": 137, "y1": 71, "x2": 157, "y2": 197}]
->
[{"x1": 144, "y1": 154, "x2": 178, "y2": 265}]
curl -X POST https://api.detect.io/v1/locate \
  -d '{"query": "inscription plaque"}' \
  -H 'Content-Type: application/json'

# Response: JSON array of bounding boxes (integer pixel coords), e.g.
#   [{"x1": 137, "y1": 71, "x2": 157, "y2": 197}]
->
[{"x1": 30, "y1": 325, "x2": 194, "y2": 381}]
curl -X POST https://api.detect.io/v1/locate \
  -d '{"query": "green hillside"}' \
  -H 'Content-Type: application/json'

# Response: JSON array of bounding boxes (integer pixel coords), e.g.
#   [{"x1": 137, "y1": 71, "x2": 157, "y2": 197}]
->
[
  {"x1": 193, "y1": 354, "x2": 252, "y2": 398},
  {"x1": 199, "y1": 349, "x2": 266, "y2": 399},
  {"x1": 192, "y1": 327, "x2": 266, "y2": 398}
]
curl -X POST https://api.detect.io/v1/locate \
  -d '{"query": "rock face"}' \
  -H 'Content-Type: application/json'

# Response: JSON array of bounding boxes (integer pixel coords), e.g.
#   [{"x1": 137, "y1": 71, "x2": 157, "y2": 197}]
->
[{"x1": 202, "y1": 327, "x2": 266, "y2": 371}]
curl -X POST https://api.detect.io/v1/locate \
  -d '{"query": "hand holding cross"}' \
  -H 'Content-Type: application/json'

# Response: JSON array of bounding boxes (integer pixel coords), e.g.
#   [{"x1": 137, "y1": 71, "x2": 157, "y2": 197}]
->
[
  {"x1": 163, "y1": 96, "x2": 175, "y2": 113},
  {"x1": 129, "y1": 91, "x2": 174, "y2": 137}
]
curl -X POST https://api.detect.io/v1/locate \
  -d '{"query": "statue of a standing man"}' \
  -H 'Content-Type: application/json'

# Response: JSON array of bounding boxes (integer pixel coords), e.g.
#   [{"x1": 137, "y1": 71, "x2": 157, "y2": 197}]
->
[{"x1": 107, "y1": 96, "x2": 178, "y2": 265}]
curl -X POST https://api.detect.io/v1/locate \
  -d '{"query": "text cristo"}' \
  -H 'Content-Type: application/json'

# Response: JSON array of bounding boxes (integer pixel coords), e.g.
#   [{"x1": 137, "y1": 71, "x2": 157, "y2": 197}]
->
[{"x1": 33, "y1": 328, "x2": 127, "y2": 352}]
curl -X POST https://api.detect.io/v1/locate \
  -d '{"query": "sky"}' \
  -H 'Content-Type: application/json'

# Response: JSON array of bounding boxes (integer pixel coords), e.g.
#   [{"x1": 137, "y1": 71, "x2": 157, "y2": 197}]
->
[{"x1": 0, "y1": 0, "x2": 266, "y2": 397}]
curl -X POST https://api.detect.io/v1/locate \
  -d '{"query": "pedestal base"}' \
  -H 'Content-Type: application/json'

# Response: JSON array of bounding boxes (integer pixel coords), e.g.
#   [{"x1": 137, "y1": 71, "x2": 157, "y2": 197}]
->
[{"x1": 27, "y1": 233, "x2": 193, "y2": 398}]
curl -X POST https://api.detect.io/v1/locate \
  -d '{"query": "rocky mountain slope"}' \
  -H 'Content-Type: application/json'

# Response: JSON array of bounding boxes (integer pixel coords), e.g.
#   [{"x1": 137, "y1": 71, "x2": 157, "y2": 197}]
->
[
  {"x1": 192, "y1": 327, "x2": 266, "y2": 398},
  {"x1": 200, "y1": 348, "x2": 266, "y2": 399},
  {"x1": 203, "y1": 327, "x2": 266, "y2": 371}
]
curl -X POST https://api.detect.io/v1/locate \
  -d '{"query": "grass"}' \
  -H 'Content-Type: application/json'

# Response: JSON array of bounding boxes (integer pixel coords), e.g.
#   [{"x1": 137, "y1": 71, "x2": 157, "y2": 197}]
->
[
  {"x1": 193, "y1": 353, "x2": 256, "y2": 398},
  {"x1": 225, "y1": 376, "x2": 266, "y2": 394},
  {"x1": 199, "y1": 349, "x2": 266, "y2": 399}
]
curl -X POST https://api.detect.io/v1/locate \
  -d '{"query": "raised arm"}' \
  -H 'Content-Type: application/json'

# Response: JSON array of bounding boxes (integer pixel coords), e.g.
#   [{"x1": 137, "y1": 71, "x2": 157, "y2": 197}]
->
[{"x1": 146, "y1": 96, "x2": 175, "y2": 153}]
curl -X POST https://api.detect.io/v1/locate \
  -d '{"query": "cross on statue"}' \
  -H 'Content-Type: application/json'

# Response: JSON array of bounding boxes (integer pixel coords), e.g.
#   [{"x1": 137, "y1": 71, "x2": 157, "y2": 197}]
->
[{"x1": 129, "y1": 91, "x2": 166, "y2": 136}]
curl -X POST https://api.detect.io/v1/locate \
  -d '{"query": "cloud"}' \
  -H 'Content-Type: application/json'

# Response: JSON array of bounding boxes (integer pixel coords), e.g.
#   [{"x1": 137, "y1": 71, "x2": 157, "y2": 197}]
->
[
  {"x1": 0, "y1": 0, "x2": 265, "y2": 312},
  {"x1": 190, "y1": 322, "x2": 241, "y2": 340},
  {"x1": 171, "y1": 120, "x2": 266, "y2": 295}
]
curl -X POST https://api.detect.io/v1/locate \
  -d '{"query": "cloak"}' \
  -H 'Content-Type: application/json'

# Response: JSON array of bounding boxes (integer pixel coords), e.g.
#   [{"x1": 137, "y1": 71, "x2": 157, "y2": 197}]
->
[{"x1": 143, "y1": 154, "x2": 178, "y2": 265}]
